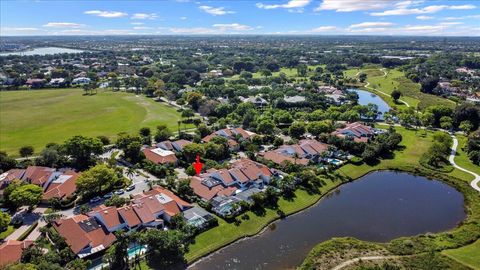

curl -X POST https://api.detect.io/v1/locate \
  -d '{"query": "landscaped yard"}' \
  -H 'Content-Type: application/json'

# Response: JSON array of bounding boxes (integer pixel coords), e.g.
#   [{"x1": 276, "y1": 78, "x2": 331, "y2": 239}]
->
[
  {"x1": 0, "y1": 225, "x2": 15, "y2": 240},
  {"x1": 0, "y1": 89, "x2": 185, "y2": 156},
  {"x1": 443, "y1": 239, "x2": 480, "y2": 270}
]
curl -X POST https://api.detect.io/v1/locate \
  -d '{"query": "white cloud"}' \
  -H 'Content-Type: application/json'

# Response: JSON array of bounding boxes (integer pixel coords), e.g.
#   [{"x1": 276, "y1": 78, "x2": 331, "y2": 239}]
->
[
  {"x1": 315, "y1": 0, "x2": 391, "y2": 12},
  {"x1": 349, "y1": 22, "x2": 395, "y2": 28},
  {"x1": 133, "y1": 26, "x2": 153, "y2": 30},
  {"x1": 131, "y1": 22, "x2": 144, "y2": 25},
  {"x1": 43, "y1": 22, "x2": 85, "y2": 28},
  {"x1": 443, "y1": 14, "x2": 480, "y2": 20},
  {"x1": 439, "y1": 22, "x2": 464, "y2": 26},
  {"x1": 371, "y1": 4, "x2": 476, "y2": 16},
  {"x1": 256, "y1": 0, "x2": 312, "y2": 10},
  {"x1": 180, "y1": 16, "x2": 187, "y2": 20},
  {"x1": 1, "y1": 27, "x2": 40, "y2": 31},
  {"x1": 169, "y1": 23, "x2": 253, "y2": 34},
  {"x1": 131, "y1": 13, "x2": 158, "y2": 20},
  {"x1": 84, "y1": 10, "x2": 128, "y2": 18},
  {"x1": 416, "y1": 15, "x2": 434, "y2": 20},
  {"x1": 50, "y1": 29, "x2": 136, "y2": 35},
  {"x1": 198, "y1": 5, "x2": 235, "y2": 15},
  {"x1": 310, "y1": 26, "x2": 338, "y2": 32}
]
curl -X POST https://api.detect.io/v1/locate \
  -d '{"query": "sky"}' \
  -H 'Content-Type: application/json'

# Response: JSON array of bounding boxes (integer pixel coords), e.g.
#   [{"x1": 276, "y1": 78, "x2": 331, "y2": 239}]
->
[{"x1": 1, "y1": 0, "x2": 479, "y2": 36}]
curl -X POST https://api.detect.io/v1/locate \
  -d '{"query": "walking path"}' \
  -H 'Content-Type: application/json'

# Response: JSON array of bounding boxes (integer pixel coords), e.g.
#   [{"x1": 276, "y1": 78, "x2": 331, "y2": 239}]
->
[
  {"x1": 331, "y1": 255, "x2": 401, "y2": 270},
  {"x1": 449, "y1": 135, "x2": 480, "y2": 192}
]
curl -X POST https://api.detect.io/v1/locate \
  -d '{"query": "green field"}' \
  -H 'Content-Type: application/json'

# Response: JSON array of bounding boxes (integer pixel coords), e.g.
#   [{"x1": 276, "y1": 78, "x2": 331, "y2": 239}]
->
[
  {"x1": 344, "y1": 67, "x2": 456, "y2": 110},
  {"x1": 0, "y1": 89, "x2": 184, "y2": 156},
  {"x1": 443, "y1": 240, "x2": 480, "y2": 270},
  {"x1": 229, "y1": 65, "x2": 325, "y2": 81}
]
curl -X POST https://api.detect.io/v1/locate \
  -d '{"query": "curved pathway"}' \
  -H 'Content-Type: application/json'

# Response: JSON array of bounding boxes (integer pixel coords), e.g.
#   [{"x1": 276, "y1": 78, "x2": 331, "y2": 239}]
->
[
  {"x1": 449, "y1": 135, "x2": 480, "y2": 192},
  {"x1": 331, "y1": 255, "x2": 401, "y2": 270},
  {"x1": 357, "y1": 69, "x2": 410, "y2": 107}
]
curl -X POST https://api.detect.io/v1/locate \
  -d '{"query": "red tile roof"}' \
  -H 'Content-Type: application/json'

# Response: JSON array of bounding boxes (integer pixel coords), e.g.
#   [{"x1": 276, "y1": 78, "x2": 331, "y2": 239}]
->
[
  {"x1": 189, "y1": 176, "x2": 224, "y2": 201},
  {"x1": 23, "y1": 166, "x2": 55, "y2": 186},
  {"x1": 143, "y1": 148, "x2": 178, "y2": 164},
  {"x1": 89, "y1": 205, "x2": 123, "y2": 229},
  {"x1": 132, "y1": 203, "x2": 155, "y2": 224},
  {"x1": 43, "y1": 170, "x2": 79, "y2": 201},
  {"x1": 117, "y1": 205, "x2": 142, "y2": 228},
  {"x1": 0, "y1": 240, "x2": 33, "y2": 267}
]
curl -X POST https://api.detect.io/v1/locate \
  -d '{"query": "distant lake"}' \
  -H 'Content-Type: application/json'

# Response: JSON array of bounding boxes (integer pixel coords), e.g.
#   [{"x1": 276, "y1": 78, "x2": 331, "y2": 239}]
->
[
  {"x1": 0, "y1": 47, "x2": 85, "y2": 56},
  {"x1": 351, "y1": 88, "x2": 391, "y2": 120},
  {"x1": 190, "y1": 171, "x2": 465, "y2": 270}
]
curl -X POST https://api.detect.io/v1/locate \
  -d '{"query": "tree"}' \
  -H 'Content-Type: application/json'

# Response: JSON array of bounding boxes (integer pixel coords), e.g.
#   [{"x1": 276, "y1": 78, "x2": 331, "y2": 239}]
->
[
  {"x1": 0, "y1": 211, "x2": 11, "y2": 232},
  {"x1": 140, "y1": 229, "x2": 187, "y2": 266},
  {"x1": 467, "y1": 129, "x2": 480, "y2": 165},
  {"x1": 19, "y1": 146, "x2": 34, "y2": 158},
  {"x1": 277, "y1": 175, "x2": 296, "y2": 197},
  {"x1": 420, "y1": 76, "x2": 439, "y2": 94},
  {"x1": 0, "y1": 151, "x2": 17, "y2": 173},
  {"x1": 182, "y1": 143, "x2": 205, "y2": 163},
  {"x1": 104, "y1": 231, "x2": 129, "y2": 270},
  {"x1": 359, "y1": 73, "x2": 367, "y2": 83},
  {"x1": 177, "y1": 179, "x2": 194, "y2": 199},
  {"x1": 9, "y1": 184, "x2": 43, "y2": 209},
  {"x1": 66, "y1": 259, "x2": 90, "y2": 270},
  {"x1": 63, "y1": 135, "x2": 103, "y2": 169},
  {"x1": 260, "y1": 69, "x2": 272, "y2": 78},
  {"x1": 139, "y1": 127, "x2": 151, "y2": 138},
  {"x1": 76, "y1": 164, "x2": 121, "y2": 197},
  {"x1": 289, "y1": 122, "x2": 306, "y2": 139},
  {"x1": 154, "y1": 125, "x2": 172, "y2": 142},
  {"x1": 440, "y1": 116, "x2": 453, "y2": 130},
  {"x1": 391, "y1": 90, "x2": 402, "y2": 103},
  {"x1": 459, "y1": 120, "x2": 473, "y2": 134}
]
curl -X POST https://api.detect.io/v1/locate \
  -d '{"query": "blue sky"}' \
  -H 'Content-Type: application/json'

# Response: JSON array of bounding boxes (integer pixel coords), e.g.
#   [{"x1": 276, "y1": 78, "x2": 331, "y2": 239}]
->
[{"x1": 1, "y1": 0, "x2": 479, "y2": 36}]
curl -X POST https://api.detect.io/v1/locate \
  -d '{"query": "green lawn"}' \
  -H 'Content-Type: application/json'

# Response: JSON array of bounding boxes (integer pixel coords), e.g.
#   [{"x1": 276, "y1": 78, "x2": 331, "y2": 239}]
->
[
  {"x1": 0, "y1": 89, "x2": 184, "y2": 156},
  {"x1": 443, "y1": 240, "x2": 480, "y2": 270},
  {"x1": 448, "y1": 135, "x2": 480, "y2": 182},
  {"x1": 0, "y1": 225, "x2": 15, "y2": 240},
  {"x1": 228, "y1": 65, "x2": 325, "y2": 81}
]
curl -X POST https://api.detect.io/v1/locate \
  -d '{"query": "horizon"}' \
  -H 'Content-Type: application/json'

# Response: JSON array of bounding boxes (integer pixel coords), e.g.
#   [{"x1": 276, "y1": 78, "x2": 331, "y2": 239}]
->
[{"x1": 1, "y1": 0, "x2": 480, "y2": 37}]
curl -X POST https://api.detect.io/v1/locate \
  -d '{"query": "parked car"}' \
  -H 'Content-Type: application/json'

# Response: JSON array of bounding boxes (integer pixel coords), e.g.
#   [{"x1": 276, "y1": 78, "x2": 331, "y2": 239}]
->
[
  {"x1": 114, "y1": 189, "x2": 125, "y2": 195},
  {"x1": 126, "y1": 185, "x2": 135, "y2": 191},
  {"x1": 89, "y1": 196, "x2": 102, "y2": 203},
  {"x1": 103, "y1": 192, "x2": 113, "y2": 199}
]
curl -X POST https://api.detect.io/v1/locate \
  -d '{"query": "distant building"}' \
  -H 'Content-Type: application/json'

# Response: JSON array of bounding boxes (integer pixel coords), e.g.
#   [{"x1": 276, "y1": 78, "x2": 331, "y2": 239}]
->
[
  {"x1": 283, "y1": 95, "x2": 306, "y2": 103},
  {"x1": 332, "y1": 122, "x2": 375, "y2": 143},
  {"x1": 142, "y1": 147, "x2": 178, "y2": 165},
  {"x1": 0, "y1": 240, "x2": 34, "y2": 267},
  {"x1": 239, "y1": 95, "x2": 268, "y2": 107},
  {"x1": 259, "y1": 139, "x2": 329, "y2": 166},
  {"x1": 71, "y1": 77, "x2": 91, "y2": 85}
]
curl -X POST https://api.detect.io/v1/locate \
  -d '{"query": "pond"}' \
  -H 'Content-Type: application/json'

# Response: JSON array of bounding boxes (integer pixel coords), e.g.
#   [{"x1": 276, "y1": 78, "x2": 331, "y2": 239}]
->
[
  {"x1": 189, "y1": 171, "x2": 465, "y2": 270},
  {"x1": 0, "y1": 47, "x2": 85, "y2": 56},
  {"x1": 350, "y1": 89, "x2": 391, "y2": 120}
]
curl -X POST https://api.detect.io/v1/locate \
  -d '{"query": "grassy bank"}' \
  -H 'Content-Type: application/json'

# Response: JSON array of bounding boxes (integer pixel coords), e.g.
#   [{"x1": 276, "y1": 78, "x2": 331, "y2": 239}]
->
[
  {"x1": 0, "y1": 89, "x2": 184, "y2": 156},
  {"x1": 443, "y1": 239, "x2": 480, "y2": 270}
]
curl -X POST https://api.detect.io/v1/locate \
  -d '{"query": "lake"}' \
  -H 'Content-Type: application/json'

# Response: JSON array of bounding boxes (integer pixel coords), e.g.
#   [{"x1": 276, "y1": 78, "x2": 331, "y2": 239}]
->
[
  {"x1": 351, "y1": 89, "x2": 391, "y2": 120},
  {"x1": 190, "y1": 171, "x2": 465, "y2": 270},
  {"x1": 0, "y1": 47, "x2": 85, "y2": 56}
]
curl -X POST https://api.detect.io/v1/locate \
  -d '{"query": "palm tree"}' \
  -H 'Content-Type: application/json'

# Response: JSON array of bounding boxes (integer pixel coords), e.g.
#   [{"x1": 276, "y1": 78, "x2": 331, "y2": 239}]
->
[{"x1": 126, "y1": 167, "x2": 136, "y2": 179}]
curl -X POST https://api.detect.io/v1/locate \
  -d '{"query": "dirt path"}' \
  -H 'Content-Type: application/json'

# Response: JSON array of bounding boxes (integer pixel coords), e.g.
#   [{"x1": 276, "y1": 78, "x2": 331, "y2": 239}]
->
[{"x1": 331, "y1": 255, "x2": 401, "y2": 270}]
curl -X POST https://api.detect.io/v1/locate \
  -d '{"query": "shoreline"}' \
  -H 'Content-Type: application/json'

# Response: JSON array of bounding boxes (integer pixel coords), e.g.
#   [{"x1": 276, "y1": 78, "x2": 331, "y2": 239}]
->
[{"x1": 186, "y1": 167, "x2": 472, "y2": 268}]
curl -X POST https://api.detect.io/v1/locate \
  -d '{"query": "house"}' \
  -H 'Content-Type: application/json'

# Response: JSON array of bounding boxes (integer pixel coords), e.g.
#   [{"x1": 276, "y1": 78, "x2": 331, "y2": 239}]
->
[
  {"x1": 25, "y1": 78, "x2": 45, "y2": 88},
  {"x1": 157, "y1": 139, "x2": 192, "y2": 152},
  {"x1": 143, "y1": 147, "x2": 178, "y2": 165},
  {"x1": 259, "y1": 139, "x2": 329, "y2": 166},
  {"x1": 71, "y1": 77, "x2": 91, "y2": 85},
  {"x1": 49, "y1": 78, "x2": 66, "y2": 87},
  {"x1": 189, "y1": 159, "x2": 273, "y2": 202},
  {"x1": 88, "y1": 205, "x2": 126, "y2": 233},
  {"x1": 42, "y1": 170, "x2": 80, "y2": 202},
  {"x1": 52, "y1": 215, "x2": 116, "y2": 258},
  {"x1": 117, "y1": 205, "x2": 142, "y2": 230},
  {"x1": 239, "y1": 95, "x2": 268, "y2": 107},
  {"x1": 0, "y1": 166, "x2": 80, "y2": 202},
  {"x1": 202, "y1": 127, "x2": 257, "y2": 151},
  {"x1": 0, "y1": 240, "x2": 34, "y2": 267},
  {"x1": 332, "y1": 122, "x2": 375, "y2": 143},
  {"x1": 283, "y1": 95, "x2": 306, "y2": 103}
]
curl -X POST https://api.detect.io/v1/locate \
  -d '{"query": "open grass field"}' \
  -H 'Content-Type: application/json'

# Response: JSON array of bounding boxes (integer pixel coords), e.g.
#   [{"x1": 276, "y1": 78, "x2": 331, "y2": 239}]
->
[
  {"x1": 344, "y1": 67, "x2": 456, "y2": 110},
  {"x1": 0, "y1": 89, "x2": 184, "y2": 156},
  {"x1": 443, "y1": 239, "x2": 480, "y2": 270},
  {"x1": 228, "y1": 65, "x2": 325, "y2": 81}
]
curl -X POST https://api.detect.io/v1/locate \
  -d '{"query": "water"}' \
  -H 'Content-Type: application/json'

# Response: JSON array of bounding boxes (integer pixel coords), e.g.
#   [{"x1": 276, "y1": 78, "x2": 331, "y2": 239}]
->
[
  {"x1": 190, "y1": 171, "x2": 465, "y2": 270},
  {"x1": 0, "y1": 47, "x2": 84, "y2": 56},
  {"x1": 351, "y1": 89, "x2": 391, "y2": 120}
]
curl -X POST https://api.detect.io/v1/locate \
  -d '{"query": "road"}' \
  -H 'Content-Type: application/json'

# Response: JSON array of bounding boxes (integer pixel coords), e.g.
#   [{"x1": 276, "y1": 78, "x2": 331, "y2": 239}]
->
[{"x1": 449, "y1": 135, "x2": 480, "y2": 192}]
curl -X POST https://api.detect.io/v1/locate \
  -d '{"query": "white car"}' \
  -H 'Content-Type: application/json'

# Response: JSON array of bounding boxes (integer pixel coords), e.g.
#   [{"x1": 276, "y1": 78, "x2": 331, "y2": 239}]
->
[
  {"x1": 114, "y1": 189, "x2": 125, "y2": 195},
  {"x1": 89, "y1": 196, "x2": 102, "y2": 203}
]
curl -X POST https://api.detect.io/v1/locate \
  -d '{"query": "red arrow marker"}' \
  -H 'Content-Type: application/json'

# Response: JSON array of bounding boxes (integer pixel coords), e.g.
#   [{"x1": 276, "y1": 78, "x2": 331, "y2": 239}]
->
[{"x1": 193, "y1": 154, "x2": 203, "y2": 176}]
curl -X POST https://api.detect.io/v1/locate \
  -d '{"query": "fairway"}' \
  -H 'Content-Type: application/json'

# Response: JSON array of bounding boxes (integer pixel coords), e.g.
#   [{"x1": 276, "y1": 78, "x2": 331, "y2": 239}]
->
[
  {"x1": 0, "y1": 89, "x2": 183, "y2": 156},
  {"x1": 443, "y1": 240, "x2": 480, "y2": 270}
]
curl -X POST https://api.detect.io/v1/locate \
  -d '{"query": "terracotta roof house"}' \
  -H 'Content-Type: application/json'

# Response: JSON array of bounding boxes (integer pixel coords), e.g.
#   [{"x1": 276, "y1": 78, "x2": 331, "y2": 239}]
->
[
  {"x1": 332, "y1": 122, "x2": 375, "y2": 143},
  {"x1": 0, "y1": 240, "x2": 34, "y2": 267},
  {"x1": 143, "y1": 147, "x2": 178, "y2": 165},
  {"x1": 23, "y1": 166, "x2": 56, "y2": 187},
  {"x1": 189, "y1": 159, "x2": 273, "y2": 202},
  {"x1": 88, "y1": 205, "x2": 126, "y2": 233},
  {"x1": 259, "y1": 139, "x2": 328, "y2": 166},
  {"x1": 117, "y1": 205, "x2": 142, "y2": 229},
  {"x1": 202, "y1": 127, "x2": 256, "y2": 151},
  {"x1": 132, "y1": 186, "x2": 192, "y2": 221},
  {"x1": 42, "y1": 170, "x2": 79, "y2": 202},
  {"x1": 0, "y1": 169, "x2": 26, "y2": 188},
  {"x1": 52, "y1": 215, "x2": 116, "y2": 258}
]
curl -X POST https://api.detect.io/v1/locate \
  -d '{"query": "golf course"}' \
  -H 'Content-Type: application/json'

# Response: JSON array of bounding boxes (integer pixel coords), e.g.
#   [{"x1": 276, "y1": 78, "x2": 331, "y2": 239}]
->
[{"x1": 0, "y1": 89, "x2": 184, "y2": 156}]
